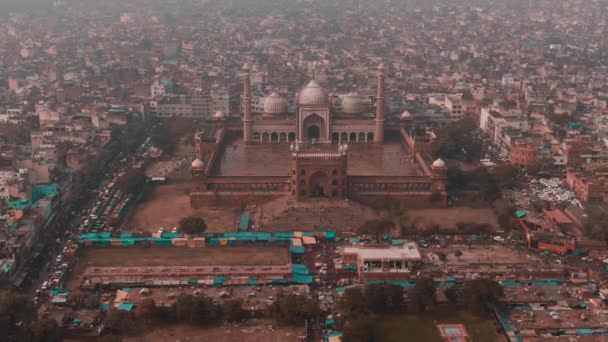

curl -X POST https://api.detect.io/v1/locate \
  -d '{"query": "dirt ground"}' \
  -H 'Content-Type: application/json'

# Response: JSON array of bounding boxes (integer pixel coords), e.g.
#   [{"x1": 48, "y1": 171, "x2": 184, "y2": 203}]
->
[
  {"x1": 77, "y1": 246, "x2": 290, "y2": 267},
  {"x1": 122, "y1": 322, "x2": 303, "y2": 342},
  {"x1": 432, "y1": 245, "x2": 540, "y2": 265},
  {"x1": 126, "y1": 183, "x2": 238, "y2": 233},
  {"x1": 407, "y1": 207, "x2": 499, "y2": 229}
]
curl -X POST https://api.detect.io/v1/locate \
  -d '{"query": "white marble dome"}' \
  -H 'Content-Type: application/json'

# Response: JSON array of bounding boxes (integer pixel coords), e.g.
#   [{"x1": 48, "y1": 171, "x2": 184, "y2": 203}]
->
[
  {"x1": 263, "y1": 92, "x2": 288, "y2": 114},
  {"x1": 213, "y1": 111, "x2": 226, "y2": 119},
  {"x1": 191, "y1": 158, "x2": 204, "y2": 169},
  {"x1": 341, "y1": 92, "x2": 365, "y2": 114},
  {"x1": 432, "y1": 158, "x2": 446, "y2": 168},
  {"x1": 298, "y1": 80, "x2": 328, "y2": 106}
]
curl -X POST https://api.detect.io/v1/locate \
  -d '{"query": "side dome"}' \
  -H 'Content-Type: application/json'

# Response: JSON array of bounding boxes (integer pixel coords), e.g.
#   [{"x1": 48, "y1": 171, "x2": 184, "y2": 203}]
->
[
  {"x1": 213, "y1": 111, "x2": 226, "y2": 119},
  {"x1": 401, "y1": 111, "x2": 413, "y2": 120},
  {"x1": 298, "y1": 80, "x2": 328, "y2": 106},
  {"x1": 341, "y1": 92, "x2": 365, "y2": 114},
  {"x1": 432, "y1": 158, "x2": 446, "y2": 168},
  {"x1": 191, "y1": 158, "x2": 204, "y2": 169},
  {"x1": 263, "y1": 92, "x2": 288, "y2": 115}
]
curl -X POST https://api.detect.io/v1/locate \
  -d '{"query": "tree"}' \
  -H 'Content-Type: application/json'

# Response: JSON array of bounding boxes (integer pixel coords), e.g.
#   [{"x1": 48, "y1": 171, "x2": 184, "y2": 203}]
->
[
  {"x1": 583, "y1": 207, "x2": 608, "y2": 242},
  {"x1": 461, "y1": 278, "x2": 504, "y2": 316},
  {"x1": 134, "y1": 298, "x2": 156, "y2": 322},
  {"x1": 116, "y1": 169, "x2": 147, "y2": 195},
  {"x1": 268, "y1": 294, "x2": 321, "y2": 326},
  {"x1": 105, "y1": 309, "x2": 136, "y2": 333},
  {"x1": 444, "y1": 286, "x2": 460, "y2": 306},
  {"x1": 409, "y1": 277, "x2": 436, "y2": 313},
  {"x1": 526, "y1": 158, "x2": 554, "y2": 176},
  {"x1": 174, "y1": 294, "x2": 222, "y2": 325},
  {"x1": 26, "y1": 318, "x2": 62, "y2": 342},
  {"x1": 358, "y1": 219, "x2": 394, "y2": 242},
  {"x1": 429, "y1": 191, "x2": 443, "y2": 203},
  {"x1": 222, "y1": 299, "x2": 248, "y2": 322},
  {"x1": 432, "y1": 118, "x2": 482, "y2": 161},
  {"x1": 492, "y1": 164, "x2": 519, "y2": 189},
  {"x1": 454, "y1": 250, "x2": 463, "y2": 261},
  {"x1": 339, "y1": 287, "x2": 369, "y2": 319},
  {"x1": 178, "y1": 216, "x2": 207, "y2": 235},
  {"x1": 363, "y1": 285, "x2": 404, "y2": 313},
  {"x1": 0, "y1": 290, "x2": 35, "y2": 339},
  {"x1": 342, "y1": 317, "x2": 376, "y2": 342}
]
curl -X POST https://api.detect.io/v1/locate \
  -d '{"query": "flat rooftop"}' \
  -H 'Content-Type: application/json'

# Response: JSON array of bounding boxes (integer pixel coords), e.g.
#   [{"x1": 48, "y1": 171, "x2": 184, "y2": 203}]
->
[
  {"x1": 213, "y1": 133, "x2": 420, "y2": 177},
  {"x1": 343, "y1": 242, "x2": 421, "y2": 261}
]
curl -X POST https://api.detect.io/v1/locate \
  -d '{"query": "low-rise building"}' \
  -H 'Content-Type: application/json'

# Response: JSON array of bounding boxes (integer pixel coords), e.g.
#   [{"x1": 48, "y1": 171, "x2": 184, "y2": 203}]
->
[{"x1": 341, "y1": 242, "x2": 421, "y2": 282}]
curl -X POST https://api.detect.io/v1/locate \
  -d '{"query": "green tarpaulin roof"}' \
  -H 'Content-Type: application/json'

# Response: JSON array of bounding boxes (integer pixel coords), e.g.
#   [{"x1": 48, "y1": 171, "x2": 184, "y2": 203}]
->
[
  {"x1": 292, "y1": 274, "x2": 314, "y2": 284},
  {"x1": 118, "y1": 303, "x2": 134, "y2": 311},
  {"x1": 32, "y1": 184, "x2": 59, "y2": 202},
  {"x1": 238, "y1": 213, "x2": 250, "y2": 231},
  {"x1": 8, "y1": 198, "x2": 32, "y2": 211},
  {"x1": 214, "y1": 276, "x2": 227, "y2": 285},
  {"x1": 290, "y1": 245, "x2": 305, "y2": 254}
]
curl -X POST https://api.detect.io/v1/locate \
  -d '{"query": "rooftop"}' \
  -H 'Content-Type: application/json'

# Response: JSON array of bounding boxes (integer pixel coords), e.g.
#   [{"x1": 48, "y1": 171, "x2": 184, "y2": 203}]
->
[{"x1": 343, "y1": 242, "x2": 421, "y2": 261}]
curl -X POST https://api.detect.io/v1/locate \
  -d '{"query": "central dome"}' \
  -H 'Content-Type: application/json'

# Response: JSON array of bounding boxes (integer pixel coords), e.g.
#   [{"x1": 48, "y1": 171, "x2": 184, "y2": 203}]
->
[
  {"x1": 263, "y1": 92, "x2": 288, "y2": 115},
  {"x1": 341, "y1": 92, "x2": 365, "y2": 114},
  {"x1": 298, "y1": 80, "x2": 328, "y2": 106}
]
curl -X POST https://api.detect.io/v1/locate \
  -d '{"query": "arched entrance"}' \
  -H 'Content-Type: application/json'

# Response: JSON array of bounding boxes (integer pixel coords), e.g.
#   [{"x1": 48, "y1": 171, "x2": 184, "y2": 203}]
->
[
  {"x1": 308, "y1": 125, "x2": 320, "y2": 140},
  {"x1": 302, "y1": 113, "x2": 325, "y2": 141},
  {"x1": 309, "y1": 171, "x2": 328, "y2": 197}
]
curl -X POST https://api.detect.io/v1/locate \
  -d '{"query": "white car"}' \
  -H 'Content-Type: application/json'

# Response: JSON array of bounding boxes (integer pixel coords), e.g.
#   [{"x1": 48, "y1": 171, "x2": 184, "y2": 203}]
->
[
  {"x1": 56, "y1": 255, "x2": 62, "y2": 263},
  {"x1": 493, "y1": 236, "x2": 505, "y2": 242}
]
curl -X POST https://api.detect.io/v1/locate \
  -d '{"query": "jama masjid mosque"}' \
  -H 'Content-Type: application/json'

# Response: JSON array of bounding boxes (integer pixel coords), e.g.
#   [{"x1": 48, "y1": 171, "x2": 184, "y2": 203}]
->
[{"x1": 190, "y1": 63, "x2": 447, "y2": 208}]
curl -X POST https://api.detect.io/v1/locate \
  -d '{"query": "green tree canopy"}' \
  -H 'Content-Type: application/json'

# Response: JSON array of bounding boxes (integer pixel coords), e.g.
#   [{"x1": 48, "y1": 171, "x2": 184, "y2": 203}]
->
[
  {"x1": 174, "y1": 294, "x2": 222, "y2": 325},
  {"x1": 461, "y1": 278, "x2": 504, "y2": 316},
  {"x1": 268, "y1": 294, "x2": 321, "y2": 326},
  {"x1": 432, "y1": 118, "x2": 482, "y2": 161},
  {"x1": 116, "y1": 169, "x2": 147, "y2": 195},
  {"x1": 178, "y1": 216, "x2": 207, "y2": 235},
  {"x1": 222, "y1": 299, "x2": 249, "y2": 322},
  {"x1": 409, "y1": 277, "x2": 436, "y2": 313}
]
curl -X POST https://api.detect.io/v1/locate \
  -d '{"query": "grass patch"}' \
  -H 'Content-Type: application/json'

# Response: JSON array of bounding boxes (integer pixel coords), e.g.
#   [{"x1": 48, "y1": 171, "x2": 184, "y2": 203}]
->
[{"x1": 373, "y1": 311, "x2": 500, "y2": 342}]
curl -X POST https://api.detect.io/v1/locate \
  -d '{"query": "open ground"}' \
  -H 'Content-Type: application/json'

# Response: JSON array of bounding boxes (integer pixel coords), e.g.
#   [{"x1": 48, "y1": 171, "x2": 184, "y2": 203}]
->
[
  {"x1": 126, "y1": 182, "x2": 239, "y2": 233},
  {"x1": 406, "y1": 207, "x2": 499, "y2": 229},
  {"x1": 122, "y1": 322, "x2": 303, "y2": 342},
  {"x1": 374, "y1": 311, "x2": 502, "y2": 342},
  {"x1": 435, "y1": 245, "x2": 540, "y2": 265}
]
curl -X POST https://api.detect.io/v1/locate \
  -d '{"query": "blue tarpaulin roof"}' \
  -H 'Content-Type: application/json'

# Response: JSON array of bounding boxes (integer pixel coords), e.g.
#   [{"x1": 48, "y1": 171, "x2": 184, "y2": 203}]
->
[{"x1": 515, "y1": 210, "x2": 526, "y2": 218}]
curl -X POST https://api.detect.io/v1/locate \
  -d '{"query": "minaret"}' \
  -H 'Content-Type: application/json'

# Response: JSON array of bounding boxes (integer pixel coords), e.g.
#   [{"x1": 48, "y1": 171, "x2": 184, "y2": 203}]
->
[
  {"x1": 243, "y1": 62, "x2": 252, "y2": 143},
  {"x1": 374, "y1": 63, "x2": 385, "y2": 144}
]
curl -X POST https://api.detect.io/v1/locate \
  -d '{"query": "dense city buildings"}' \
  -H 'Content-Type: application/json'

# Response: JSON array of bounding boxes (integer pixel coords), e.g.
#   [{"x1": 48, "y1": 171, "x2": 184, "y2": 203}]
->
[{"x1": 1, "y1": 0, "x2": 608, "y2": 341}]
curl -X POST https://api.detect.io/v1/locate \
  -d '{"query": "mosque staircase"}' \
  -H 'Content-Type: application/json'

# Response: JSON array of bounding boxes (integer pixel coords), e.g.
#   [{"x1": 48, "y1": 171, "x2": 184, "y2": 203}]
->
[{"x1": 254, "y1": 197, "x2": 382, "y2": 232}]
